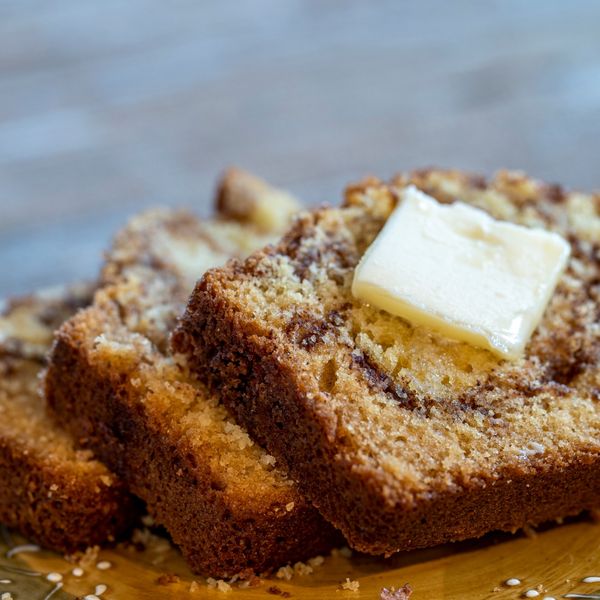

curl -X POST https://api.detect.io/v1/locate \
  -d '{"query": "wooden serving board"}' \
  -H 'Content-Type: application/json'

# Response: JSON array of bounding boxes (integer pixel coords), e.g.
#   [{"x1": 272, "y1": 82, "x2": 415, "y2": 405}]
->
[{"x1": 1, "y1": 518, "x2": 600, "y2": 600}]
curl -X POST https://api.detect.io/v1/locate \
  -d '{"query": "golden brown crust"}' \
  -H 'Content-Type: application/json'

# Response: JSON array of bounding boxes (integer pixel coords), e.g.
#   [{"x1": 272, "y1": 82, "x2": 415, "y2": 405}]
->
[
  {"x1": 0, "y1": 286, "x2": 137, "y2": 553},
  {"x1": 46, "y1": 307, "x2": 335, "y2": 576},
  {"x1": 173, "y1": 169, "x2": 600, "y2": 555},
  {"x1": 45, "y1": 193, "x2": 339, "y2": 576}
]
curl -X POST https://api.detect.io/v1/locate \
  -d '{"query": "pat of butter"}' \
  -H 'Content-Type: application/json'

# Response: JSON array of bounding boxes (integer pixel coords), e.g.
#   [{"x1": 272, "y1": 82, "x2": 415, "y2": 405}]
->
[{"x1": 352, "y1": 185, "x2": 571, "y2": 359}]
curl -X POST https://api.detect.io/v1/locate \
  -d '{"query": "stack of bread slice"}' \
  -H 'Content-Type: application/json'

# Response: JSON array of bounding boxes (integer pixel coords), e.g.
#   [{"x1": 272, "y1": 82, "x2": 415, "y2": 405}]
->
[
  {"x1": 42, "y1": 169, "x2": 339, "y2": 577},
  {"x1": 7, "y1": 167, "x2": 599, "y2": 579}
]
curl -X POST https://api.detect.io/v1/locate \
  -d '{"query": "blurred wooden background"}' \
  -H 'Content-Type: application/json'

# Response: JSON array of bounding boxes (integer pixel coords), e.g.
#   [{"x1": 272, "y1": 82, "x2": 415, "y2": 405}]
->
[{"x1": 1, "y1": 0, "x2": 599, "y2": 297}]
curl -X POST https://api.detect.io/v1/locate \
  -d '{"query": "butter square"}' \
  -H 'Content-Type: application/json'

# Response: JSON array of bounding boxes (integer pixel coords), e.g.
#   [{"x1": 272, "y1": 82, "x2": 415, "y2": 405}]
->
[{"x1": 352, "y1": 185, "x2": 571, "y2": 359}]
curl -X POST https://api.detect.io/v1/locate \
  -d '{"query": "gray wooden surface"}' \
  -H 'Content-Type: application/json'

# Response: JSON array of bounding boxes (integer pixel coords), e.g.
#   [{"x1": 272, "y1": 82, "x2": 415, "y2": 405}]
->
[{"x1": 1, "y1": 0, "x2": 599, "y2": 297}]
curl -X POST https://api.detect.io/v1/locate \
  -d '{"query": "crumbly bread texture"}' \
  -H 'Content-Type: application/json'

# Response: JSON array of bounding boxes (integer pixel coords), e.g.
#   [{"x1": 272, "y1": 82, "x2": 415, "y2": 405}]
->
[
  {"x1": 173, "y1": 169, "x2": 600, "y2": 555},
  {"x1": 0, "y1": 284, "x2": 137, "y2": 553},
  {"x1": 45, "y1": 170, "x2": 339, "y2": 577}
]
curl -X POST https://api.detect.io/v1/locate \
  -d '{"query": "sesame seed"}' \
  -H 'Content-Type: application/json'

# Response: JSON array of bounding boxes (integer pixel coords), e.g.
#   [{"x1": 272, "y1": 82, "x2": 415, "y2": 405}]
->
[
  {"x1": 583, "y1": 576, "x2": 600, "y2": 583},
  {"x1": 0, "y1": 580, "x2": 11, "y2": 584},
  {"x1": 505, "y1": 578, "x2": 521, "y2": 586},
  {"x1": 95, "y1": 584, "x2": 107, "y2": 595},
  {"x1": 71, "y1": 567, "x2": 84, "y2": 577},
  {"x1": 46, "y1": 573, "x2": 63, "y2": 583},
  {"x1": 5, "y1": 544, "x2": 41, "y2": 558},
  {"x1": 84, "y1": 596, "x2": 100, "y2": 600},
  {"x1": 96, "y1": 561, "x2": 112, "y2": 571},
  {"x1": 542, "y1": 597, "x2": 556, "y2": 600},
  {"x1": 524, "y1": 591, "x2": 540, "y2": 598}
]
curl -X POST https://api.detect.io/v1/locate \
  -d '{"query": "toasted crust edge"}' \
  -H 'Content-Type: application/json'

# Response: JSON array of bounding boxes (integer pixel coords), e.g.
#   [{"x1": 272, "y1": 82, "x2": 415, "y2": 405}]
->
[
  {"x1": 45, "y1": 308, "x2": 339, "y2": 576},
  {"x1": 172, "y1": 217, "x2": 600, "y2": 556}
]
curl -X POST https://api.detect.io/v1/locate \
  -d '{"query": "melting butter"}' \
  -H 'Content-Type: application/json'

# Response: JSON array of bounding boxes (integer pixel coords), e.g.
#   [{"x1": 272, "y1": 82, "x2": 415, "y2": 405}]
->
[{"x1": 352, "y1": 185, "x2": 571, "y2": 359}]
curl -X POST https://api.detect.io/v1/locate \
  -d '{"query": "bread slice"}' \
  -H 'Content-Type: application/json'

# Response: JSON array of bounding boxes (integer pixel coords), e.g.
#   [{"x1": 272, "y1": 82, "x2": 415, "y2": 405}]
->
[
  {"x1": 0, "y1": 284, "x2": 137, "y2": 553},
  {"x1": 173, "y1": 169, "x2": 600, "y2": 556},
  {"x1": 44, "y1": 170, "x2": 340, "y2": 577}
]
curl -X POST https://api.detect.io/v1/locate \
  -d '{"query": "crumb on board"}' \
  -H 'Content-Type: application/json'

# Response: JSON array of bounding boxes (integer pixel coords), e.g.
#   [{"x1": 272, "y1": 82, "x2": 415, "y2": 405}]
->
[
  {"x1": 380, "y1": 584, "x2": 413, "y2": 599},
  {"x1": 276, "y1": 565, "x2": 294, "y2": 581},
  {"x1": 339, "y1": 578, "x2": 360, "y2": 592},
  {"x1": 267, "y1": 586, "x2": 292, "y2": 597},
  {"x1": 156, "y1": 572, "x2": 180, "y2": 585},
  {"x1": 307, "y1": 555, "x2": 325, "y2": 568},
  {"x1": 273, "y1": 556, "x2": 324, "y2": 581},
  {"x1": 207, "y1": 578, "x2": 232, "y2": 593},
  {"x1": 238, "y1": 574, "x2": 262, "y2": 588},
  {"x1": 67, "y1": 545, "x2": 100, "y2": 568},
  {"x1": 293, "y1": 561, "x2": 313, "y2": 576},
  {"x1": 128, "y1": 528, "x2": 171, "y2": 564}
]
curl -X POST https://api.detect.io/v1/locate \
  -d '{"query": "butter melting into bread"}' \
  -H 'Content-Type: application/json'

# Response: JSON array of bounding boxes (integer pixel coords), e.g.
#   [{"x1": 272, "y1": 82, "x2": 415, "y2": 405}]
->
[
  {"x1": 45, "y1": 170, "x2": 339, "y2": 577},
  {"x1": 174, "y1": 169, "x2": 600, "y2": 556}
]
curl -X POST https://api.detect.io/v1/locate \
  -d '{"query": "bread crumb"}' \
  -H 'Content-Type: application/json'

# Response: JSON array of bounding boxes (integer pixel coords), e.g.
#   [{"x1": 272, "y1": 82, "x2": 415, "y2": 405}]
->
[
  {"x1": 267, "y1": 586, "x2": 291, "y2": 597},
  {"x1": 340, "y1": 578, "x2": 360, "y2": 592},
  {"x1": 99, "y1": 475, "x2": 112, "y2": 487},
  {"x1": 293, "y1": 561, "x2": 313, "y2": 576},
  {"x1": 286, "y1": 502, "x2": 295, "y2": 512},
  {"x1": 189, "y1": 581, "x2": 201, "y2": 592},
  {"x1": 238, "y1": 574, "x2": 262, "y2": 588},
  {"x1": 1, "y1": 593, "x2": 13, "y2": 600},
  {"x1": 156, "y1": 572, "x2": 180, "y2": 585},
  {"x1": 380, "y1": 585, "x2": 413, "y2": 599},
  {"x1": 308, "y1": 555, "x2": 325, "y2": 568},
  {"x1": 217, "y1": 580, "x2": 232, "y2": 593},
  {"x1": 207, "y1": 578, "x2": 232, "y2": 592},
  {"x1": 276, "y1": 565, "x2": 294, "y2": 581},
  {"x1": 74, "y1": 546, "x2": 100, "y2": 569},
  {"x1": 260, "y1": 454, "x2": 277, "y2": 467},
  {"x1": 130, "y1": 528, "x2": 171, "y2": 563}
]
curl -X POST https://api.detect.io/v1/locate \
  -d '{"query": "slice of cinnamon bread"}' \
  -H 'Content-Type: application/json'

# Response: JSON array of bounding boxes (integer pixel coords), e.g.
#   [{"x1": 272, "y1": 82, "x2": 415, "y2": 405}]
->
[
  {"x1": 0, "y1": 285, "x2": 137, "y2": 553},
  {"x1": 44, "y1": 170, "x2": 339, "y2": 577},
  {"x1": 174, "y1": 169, "x2": 600, "y2": 556}
]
